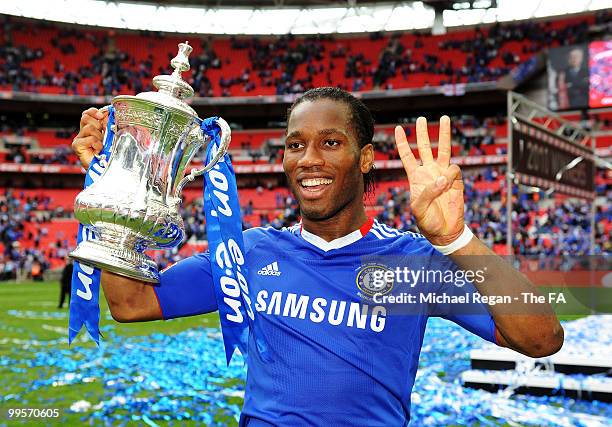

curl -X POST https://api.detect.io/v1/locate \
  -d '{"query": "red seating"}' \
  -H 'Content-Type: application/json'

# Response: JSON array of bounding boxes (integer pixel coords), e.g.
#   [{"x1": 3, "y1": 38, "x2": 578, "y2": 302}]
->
[
  {"x1": 12, "y1": 188, "x2": 80, "y2": 210},
  {"x1": 230, "y1": 130, "x2": 284, "y2": 149},
  {"x1": 240, "y1": 188, "x2": 291, "y2": 210},
  {"x1": 493, "y1": 244, "x2": 508, "y2": 255},
  {"x1": 2, "y1": 116, "x2": 603, "y2": 170},
  {"x1": 25, "y1": 130, "x2": 75, "y2": 148},
  {"x1": 595, "y1": 133, "x2": 612, "y2": 148},
  {"x1": 0, "y1": 13, "x2": 595, "y2": 97},
  {"x1": 17, "y1": 219, "x2": 78, "y2": 269},
  {"x1": 3, "y1": 163, "x2": 609, "y2": 271}
]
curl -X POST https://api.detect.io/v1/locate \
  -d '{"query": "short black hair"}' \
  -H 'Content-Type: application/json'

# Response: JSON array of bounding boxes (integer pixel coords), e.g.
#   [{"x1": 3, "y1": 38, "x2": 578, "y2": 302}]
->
[{"x1": 286, "y1": 87, "x2": 375, "y2": 196}]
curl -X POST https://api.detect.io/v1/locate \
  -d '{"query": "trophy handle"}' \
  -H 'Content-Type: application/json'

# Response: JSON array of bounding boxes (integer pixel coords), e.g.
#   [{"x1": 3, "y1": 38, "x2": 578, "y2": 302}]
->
[{"x1": 174, "y1": 117, "x2": 232, "y2": 198}]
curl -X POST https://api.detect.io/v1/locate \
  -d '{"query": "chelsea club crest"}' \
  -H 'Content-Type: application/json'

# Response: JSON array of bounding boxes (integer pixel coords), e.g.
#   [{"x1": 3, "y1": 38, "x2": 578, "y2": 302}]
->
[{"x1": 356, "y1": 263, "x2": 394, "y2": 300}]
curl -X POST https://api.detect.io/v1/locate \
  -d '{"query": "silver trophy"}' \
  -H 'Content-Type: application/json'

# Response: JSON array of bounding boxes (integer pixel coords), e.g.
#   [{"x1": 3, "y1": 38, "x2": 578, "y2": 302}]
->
[{"x1": 69, "y1": 41, "x2": 230, "y2": 283}]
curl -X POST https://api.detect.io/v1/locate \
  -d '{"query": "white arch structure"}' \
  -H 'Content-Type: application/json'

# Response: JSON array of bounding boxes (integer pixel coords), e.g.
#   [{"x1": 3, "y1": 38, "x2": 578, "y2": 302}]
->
[{"x1": 0, "y1": 0, "x2": 610, "y2": 35}]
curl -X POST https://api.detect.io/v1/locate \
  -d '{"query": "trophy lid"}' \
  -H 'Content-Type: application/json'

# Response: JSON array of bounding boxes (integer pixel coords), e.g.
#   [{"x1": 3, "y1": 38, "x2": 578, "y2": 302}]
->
[{"x1": 116, "y1": 41, "x2": 198, "y2": 117}]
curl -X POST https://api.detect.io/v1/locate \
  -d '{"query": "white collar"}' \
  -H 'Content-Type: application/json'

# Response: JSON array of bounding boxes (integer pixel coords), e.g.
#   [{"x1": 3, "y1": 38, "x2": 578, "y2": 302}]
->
[{"x1": 300, "y1": 218, "x2": 373, "y2": 252}]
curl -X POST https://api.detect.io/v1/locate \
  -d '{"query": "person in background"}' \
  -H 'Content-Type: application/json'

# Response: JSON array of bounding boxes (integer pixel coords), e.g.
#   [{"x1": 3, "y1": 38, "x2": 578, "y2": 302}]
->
[
  {"x1": 556, "y1": 47, "x2": 589, "y2": 109},
  {"x1": 58, "y1": 257, "x2": 73, "y2": 308}
]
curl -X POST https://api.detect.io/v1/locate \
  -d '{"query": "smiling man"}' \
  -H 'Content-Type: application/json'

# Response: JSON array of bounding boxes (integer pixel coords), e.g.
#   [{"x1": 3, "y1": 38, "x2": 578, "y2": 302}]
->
[{"x1": 73, "y1": 87, "x2": 563, "y2": 426}]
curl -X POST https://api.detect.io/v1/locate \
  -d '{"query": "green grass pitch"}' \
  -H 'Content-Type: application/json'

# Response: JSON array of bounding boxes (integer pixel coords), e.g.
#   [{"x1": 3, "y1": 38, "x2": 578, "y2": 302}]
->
[{"x1": 0, "y1": 281, "x2": 229, "y2": 426}]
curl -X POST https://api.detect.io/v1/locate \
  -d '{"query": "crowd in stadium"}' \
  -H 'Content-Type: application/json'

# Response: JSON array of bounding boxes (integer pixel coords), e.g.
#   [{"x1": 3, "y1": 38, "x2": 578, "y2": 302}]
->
[
  {"x1": 1, "y1": 12, "x2": 607, "y2": 96},
  {"x1": 0, "y1": 10, "x2": 610, "y2": 280},
  {"x1": 0, "y1": 188, "x2": 72, "y2": 281},
  {"x1": 3, "y1": 110, "x2": 611, "y2": 168},
  {"x1": 371, "y1": 168, "x2": 611, "y2": 256},
  {"x1": 0, "y1": 11, "x2": 610, "y2": 170},
  {"x1": 0, "y1": 164, "x2": 609, "y2": 280},
  {"x1": 0, "y1": 111, "x2": 555, "y2": 169},
  {"x1": 0, "y1": 179, "x2": 609, "y2": 280}
]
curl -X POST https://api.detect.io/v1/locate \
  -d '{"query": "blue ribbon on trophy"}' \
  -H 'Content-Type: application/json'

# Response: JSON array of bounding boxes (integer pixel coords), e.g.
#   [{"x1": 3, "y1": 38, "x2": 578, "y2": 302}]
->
[
  {"x1": 68, "y1": 105, "x2": 115, "y2": 345},
  {"x1": 201, "y1": 117, "x2": 267, "y2": 364}
]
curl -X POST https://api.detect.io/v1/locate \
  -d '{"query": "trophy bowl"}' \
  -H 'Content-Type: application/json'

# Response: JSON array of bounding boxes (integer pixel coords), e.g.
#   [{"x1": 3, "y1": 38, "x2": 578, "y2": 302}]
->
[{"x1": 69, "y1": 41, "x2": 230, "y2": 283}]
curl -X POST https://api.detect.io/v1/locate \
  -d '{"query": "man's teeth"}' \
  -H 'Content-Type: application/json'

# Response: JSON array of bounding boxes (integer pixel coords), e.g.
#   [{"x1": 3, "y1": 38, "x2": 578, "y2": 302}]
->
[{"x1": 301, "y1": 178, "x2": 333, "y2": 187}]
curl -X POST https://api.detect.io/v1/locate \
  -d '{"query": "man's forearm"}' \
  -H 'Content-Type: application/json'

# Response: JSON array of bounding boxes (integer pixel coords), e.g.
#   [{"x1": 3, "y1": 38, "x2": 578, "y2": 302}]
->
[
  {"x1": 449, "y1": 236, "x2": 564, "y2": 357},
  {"x1": 101, "y1": 270, "x2": 162, "y2": 322}
]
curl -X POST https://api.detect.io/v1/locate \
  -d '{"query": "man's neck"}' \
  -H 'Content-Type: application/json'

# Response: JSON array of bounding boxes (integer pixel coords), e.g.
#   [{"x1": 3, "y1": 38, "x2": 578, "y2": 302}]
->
[{"x1": 301, "y1": 203, "x2": 368, "y2": 242}]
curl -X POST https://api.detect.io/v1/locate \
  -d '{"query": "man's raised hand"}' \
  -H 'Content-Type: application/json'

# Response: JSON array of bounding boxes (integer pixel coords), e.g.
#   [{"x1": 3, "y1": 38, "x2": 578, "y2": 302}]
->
[
  {"x1": 394, "y1": 116, "x2": 465, "y2": 246},
  {"x1": 72, "y1": 107, "x2": 108, "y2": 170}
]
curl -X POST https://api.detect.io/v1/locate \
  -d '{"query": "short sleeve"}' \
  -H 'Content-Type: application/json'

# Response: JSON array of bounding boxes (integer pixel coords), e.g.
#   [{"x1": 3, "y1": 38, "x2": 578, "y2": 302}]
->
[
  {"x1": 437, "y1": 280, "x2": 498, "y2": 344},
  {"x1": 153, "y1": 252, "x2": 218, "y2": 319},
  {"x1": 442, "y1": 311, "x2": 498, "y2": 344},
  {"x1": 425, "y1": 248, "x2": 499, "y2": 345}
]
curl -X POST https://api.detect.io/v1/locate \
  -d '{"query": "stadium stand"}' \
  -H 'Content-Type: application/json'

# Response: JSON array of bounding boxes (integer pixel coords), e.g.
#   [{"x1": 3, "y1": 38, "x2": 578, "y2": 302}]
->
[
  {"x1": 0, "y1": 13, "x2": 599, "y2": 96},
  {"x1": 0, "y1": 10, "x2": 610, "y2": 278},
  {"x1": 1, "y1": 162, "x2": 609, "y2": 279},
  {"x1": 2, "y1": 110, "x2": 611, "y2": 167}
]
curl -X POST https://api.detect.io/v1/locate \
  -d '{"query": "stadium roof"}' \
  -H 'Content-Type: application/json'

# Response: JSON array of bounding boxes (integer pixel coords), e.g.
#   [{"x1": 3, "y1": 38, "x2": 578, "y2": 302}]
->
[
  {"x1": 149, "y1": 0, "x2": 384, "y2": 5},
  {"x1": 81, "y1": 1, "x2": 478, "y2": 6},
  {"x1": 0, "y1": 0, "x2": 610, "y2": 35}
]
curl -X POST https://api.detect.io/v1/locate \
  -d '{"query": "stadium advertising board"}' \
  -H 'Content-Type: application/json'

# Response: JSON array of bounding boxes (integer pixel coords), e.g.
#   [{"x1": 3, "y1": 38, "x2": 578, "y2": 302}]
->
[{"x1": 511, "y1": 117, "x2": 594, "y2": 198}]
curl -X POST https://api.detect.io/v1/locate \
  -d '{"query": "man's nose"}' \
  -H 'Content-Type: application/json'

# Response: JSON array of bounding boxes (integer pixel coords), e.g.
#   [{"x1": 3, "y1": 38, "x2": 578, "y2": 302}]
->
[{"x1": 297, "y1": 143, "x2": 324, "y2": 168}]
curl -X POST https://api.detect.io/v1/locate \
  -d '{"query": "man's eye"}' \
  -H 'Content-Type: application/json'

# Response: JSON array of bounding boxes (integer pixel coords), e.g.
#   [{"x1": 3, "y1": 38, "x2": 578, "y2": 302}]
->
[
  {"x1": 324, "y1": 139, "x2": 340, "y2": 147},
  {"x1": 287, "y1": 141, "x2": 303, "y2": 149}
]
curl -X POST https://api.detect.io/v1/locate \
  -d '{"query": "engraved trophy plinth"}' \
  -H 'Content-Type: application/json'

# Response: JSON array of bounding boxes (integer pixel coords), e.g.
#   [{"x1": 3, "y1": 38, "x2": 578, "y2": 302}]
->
[{"x1": 69, "y1": 42, "x2": 230, "y2": 283}]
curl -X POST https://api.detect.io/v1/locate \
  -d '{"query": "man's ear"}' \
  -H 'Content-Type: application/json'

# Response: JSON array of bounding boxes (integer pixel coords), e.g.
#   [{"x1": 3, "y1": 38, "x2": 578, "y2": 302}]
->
[{"x1": 360, "y1": 143, "x2": 374, "y2": 174}]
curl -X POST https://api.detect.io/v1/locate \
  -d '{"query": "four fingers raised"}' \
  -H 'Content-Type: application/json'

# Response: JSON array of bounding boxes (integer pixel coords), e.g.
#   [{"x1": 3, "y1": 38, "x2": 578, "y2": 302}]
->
[
  {"x1": 395, "y1": 115, "x2": 456, "y2": 170},
  {"x1": 395, "y1": 115, "x2": 462, "y2": 195}
]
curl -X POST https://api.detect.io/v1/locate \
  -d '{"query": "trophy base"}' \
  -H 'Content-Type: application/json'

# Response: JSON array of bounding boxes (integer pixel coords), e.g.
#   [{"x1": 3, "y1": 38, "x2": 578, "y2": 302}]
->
[{"x1": 70, "y1": 239, "x2": 160, "y2": 283}]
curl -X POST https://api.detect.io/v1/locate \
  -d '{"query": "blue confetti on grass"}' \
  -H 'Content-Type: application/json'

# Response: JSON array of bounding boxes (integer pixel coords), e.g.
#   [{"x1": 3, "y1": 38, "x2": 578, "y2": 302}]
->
[{"x1": 1, "y1": 317, "x2": 610, "y2": 426}]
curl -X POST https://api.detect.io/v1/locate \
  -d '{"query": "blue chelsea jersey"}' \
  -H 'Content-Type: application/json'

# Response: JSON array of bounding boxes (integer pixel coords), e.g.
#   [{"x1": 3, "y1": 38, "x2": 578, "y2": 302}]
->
[{"x1": 154, "y1": 219, "x2": 498, "y2": 426}]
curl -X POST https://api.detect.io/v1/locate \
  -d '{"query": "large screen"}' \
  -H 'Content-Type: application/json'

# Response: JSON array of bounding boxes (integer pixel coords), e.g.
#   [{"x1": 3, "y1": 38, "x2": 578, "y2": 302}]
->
[
  {"x1": 589, "y1": 40, "x2": 612, "y2": 108},
  {"x1": 547, "y1": 44, "x2": 589, "y2": 111},
  {"x1": 547, "y1": 41, "x2": 612, "y2": 111}
]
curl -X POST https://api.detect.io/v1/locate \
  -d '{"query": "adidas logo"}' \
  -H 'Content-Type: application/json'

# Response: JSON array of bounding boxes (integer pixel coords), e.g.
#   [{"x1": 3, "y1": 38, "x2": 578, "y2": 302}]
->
[{"x1": 257, "y1": 261, "x2": 281, "y2": 276}]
